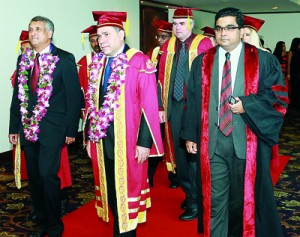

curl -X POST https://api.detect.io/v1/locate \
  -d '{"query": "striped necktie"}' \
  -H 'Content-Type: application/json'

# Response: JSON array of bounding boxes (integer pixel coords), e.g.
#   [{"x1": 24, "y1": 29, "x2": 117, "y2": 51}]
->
[{"x1": 219, "y1": 52, "x2": 233, "y2": 136}]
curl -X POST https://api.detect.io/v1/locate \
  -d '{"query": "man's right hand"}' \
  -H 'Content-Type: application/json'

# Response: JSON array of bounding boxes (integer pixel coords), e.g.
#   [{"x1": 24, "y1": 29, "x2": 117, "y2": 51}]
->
[
  {"x1": 186, "y1": 141, "x2": 197, "y2": 154},
  {"x1": 9, "y1": 134, "x2": 18, "y2": 145}
]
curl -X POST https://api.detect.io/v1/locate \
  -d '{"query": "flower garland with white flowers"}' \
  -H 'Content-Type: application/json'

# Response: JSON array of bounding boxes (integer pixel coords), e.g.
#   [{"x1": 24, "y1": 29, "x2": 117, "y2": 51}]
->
[
  {"x1": 17, "y1": 48, "x2": 59, "y2": 142},
  {"x1": 86, "y1": 52, "x2": 128, "y2": 143}
]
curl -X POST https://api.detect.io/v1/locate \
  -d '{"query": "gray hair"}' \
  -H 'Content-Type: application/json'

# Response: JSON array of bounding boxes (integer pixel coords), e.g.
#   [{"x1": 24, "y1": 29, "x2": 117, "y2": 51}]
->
[{"x1": 30, "y1": 16, "x2": 55, "y2": 38}]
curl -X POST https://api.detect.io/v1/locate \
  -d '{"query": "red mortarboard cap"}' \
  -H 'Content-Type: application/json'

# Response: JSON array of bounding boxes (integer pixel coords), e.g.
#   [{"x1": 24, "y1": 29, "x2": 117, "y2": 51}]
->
[
  {"x1": 243, "y1": 15, "x2": 265, "y2": 32},
  {"x1": 152, "y1": 20, "x2": 172, "y2": 33},
  {"x1": 171, "y1": 7, "x2": 199, "y2": 19},
  {"x1": 201, "y1": 26, "x2": 215, "y2": 38},
  {"x1": 81, "y1": 25, "x2": 98, "y2": 38},
  {"x1": 92, "y1": 11, "x2": 127, "y2": 30},
  {"x1": 19, "y1": 30, "x2": 29, "y2": 44}
]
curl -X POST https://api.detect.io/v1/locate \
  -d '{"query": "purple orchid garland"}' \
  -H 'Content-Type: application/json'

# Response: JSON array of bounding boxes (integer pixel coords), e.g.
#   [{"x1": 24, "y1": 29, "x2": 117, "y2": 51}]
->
[
  {"x1": 86, "y1": 52, "x2": 128, "y2": 143},
  {"x1": 17, "y1": 48, "x2": 59, "y2": 142}
]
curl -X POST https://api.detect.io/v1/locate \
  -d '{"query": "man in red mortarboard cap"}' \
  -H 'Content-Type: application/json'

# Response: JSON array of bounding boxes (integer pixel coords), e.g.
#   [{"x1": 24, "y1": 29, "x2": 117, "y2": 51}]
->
[
  {"x1": 84, "y1": 11, "x2": 163, "y2": 237},
  {"x1": 201, "y1": 26, "x2": 217, "y2": 46},
  {"x1": 77, "y1": 25, "x2": 101, "y2": 118},
  {"x1": 19, "y1": 30, "x2": 31, "y2": 53},
  {"x1": 146, "y1": 19, "x2": 177, "y2": 188},
  {"x1": 182, "y1": 7, "x2": 287, "y2": 236},
  {"x1": 158, "y1": 7, "x2": 213, "y2": 221},
  {"x1": 77, "y1": 25, "x2": 100, "y2": 94},
  {"x1": 147, "y1": 20, "x2": 172, "y2": 66}
]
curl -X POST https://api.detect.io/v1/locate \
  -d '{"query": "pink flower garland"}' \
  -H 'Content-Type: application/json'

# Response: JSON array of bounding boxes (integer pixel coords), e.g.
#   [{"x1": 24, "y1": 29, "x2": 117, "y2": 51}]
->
[
  {"x1": 86, "y1": 52, "x2": 128, "y2": 143},
  {"x1": 17, "y1": 48, "x2": 59, "y2": 142}
]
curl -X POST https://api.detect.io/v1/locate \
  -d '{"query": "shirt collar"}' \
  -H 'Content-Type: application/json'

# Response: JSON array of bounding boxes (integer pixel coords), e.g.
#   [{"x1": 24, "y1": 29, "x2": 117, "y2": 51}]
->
[
  {"x1": 219, "y1": 41, "x2": 242, "y2": 59},
  {"x1": 34, "y1": 44, "x2": 51, "y2": 56}
]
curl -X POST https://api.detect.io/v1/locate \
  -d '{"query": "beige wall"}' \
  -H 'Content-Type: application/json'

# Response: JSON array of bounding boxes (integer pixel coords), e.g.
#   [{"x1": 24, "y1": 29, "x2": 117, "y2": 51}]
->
[
  {"x1": 0, "y1": 0, "x2": 139, "y2": 153},
  {"x1": 1, "y1": 2, "x2": 299, "y2": 153},
  {"x1": 169, "y1": 9, "x2": 300, "y2": 52}
]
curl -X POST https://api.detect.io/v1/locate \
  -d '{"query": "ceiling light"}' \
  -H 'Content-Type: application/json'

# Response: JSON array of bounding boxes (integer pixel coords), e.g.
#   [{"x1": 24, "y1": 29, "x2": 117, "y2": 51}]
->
[{"x1": 272, "y1": 6, "x2": 278, "y2": 10}]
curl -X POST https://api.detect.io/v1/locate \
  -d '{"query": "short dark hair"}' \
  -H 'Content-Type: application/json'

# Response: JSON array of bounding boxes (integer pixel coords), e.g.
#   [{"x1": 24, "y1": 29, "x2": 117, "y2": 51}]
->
[{"x1": 215, "y1": 7, "x2": 244, "y2": 28}]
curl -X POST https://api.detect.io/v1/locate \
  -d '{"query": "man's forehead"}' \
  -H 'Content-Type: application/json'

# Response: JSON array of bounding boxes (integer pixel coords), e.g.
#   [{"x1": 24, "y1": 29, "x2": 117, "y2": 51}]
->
[
  {"x1": 216, "y1": 16, "x2": 237, "y2": 25},
  {"x1": 97, "y1": 26, "x2": 114, "y2": 34},
  {"x1": 173, "y1": 18, "x2": 188, "y2": 23}
]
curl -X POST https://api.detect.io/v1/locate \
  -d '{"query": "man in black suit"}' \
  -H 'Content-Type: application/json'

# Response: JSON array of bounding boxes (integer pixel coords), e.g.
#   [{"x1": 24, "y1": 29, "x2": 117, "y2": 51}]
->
[
  {"x1": 182, "y1": 7, "x2": 288, "y2": 237},
  {"x1": 9, "y1": 16, "x2": 81, "y2": 237}
]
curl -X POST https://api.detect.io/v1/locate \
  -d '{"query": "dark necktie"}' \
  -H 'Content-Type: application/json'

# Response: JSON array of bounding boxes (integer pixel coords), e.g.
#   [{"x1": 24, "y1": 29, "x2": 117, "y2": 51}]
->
[
  {"x1": 103, "y1": 57, "x2": 113, "y2": 92},
  {"x1": 31, "y1": 53, "x2": 40, "y2": 94},
  {"x1": 174, "y1": 43, "x2": 186, "y2": 101},
  {"x1": 219, "y1": 52, "x2": 233, "y2": 136}
]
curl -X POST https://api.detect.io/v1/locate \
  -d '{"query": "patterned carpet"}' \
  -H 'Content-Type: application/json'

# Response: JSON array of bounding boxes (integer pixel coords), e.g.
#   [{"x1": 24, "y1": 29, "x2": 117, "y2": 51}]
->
[{"x1": 0, "y1": 108, "x2": 299, "y2": 237}]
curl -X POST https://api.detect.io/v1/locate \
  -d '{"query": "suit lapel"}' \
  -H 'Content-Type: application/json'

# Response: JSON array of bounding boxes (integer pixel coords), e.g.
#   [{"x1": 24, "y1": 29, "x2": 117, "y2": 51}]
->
[
  {"x1": 233, "y1": 44, "x2": 245, "y2": 95},
  {"x1": 211, "y1": 47, "x2": 219, "y2": 104}
]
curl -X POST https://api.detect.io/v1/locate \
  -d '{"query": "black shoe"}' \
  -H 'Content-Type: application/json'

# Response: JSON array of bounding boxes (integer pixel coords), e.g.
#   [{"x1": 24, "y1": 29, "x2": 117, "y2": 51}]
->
[
  {"x1": 169, "y1": 181, "x2": 180, "y2": 188},
  {"x1": 179, "y1": 208, "x2": 198, "y2": 221},
  {"x1": 29, "y1": 230, "x2": 47, "y2": 237},
  {"x1": 181, "y1": 199, "x2": 187, "y2": 210}
]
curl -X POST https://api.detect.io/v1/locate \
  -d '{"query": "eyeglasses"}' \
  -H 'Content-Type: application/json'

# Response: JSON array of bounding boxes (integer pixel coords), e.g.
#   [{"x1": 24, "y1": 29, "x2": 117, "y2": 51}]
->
[
  {"x1": 155, "y1": 35, "x2": 170, "y2": 40},
  {"x1": 214, "y1": 26, "x2": 240, "y2": 32}
]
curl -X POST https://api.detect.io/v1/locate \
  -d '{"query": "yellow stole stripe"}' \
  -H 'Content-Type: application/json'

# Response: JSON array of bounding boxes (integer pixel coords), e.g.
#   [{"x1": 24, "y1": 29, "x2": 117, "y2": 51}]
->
[
  {"x1": 189, "y1": 34, "x2": 204, "y2": 68},
  {"x1": 86, "y1": 52, "x2": 92, "y2": 80},
  {"x1": 114, "y1": 48, "x2": 138, "y2": 233},
  {"x1": 14, "y1": 138, "x2": 21, "y2": 189},
  {"x1": 150, "y1": 46, "x2": 160, "y2": 66},
  {"x1": 162, "y1": 37, "x2": 176, "y2": 168},
  {"x1": 163, "y1": 34, "x2": 204, "y2": 172}
]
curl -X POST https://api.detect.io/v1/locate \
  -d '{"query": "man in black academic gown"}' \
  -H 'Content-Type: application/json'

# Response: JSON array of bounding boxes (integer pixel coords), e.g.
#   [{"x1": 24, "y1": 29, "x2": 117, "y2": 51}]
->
[{"x1": 182, "y1": 7, "x2": 288, "y2": 237}]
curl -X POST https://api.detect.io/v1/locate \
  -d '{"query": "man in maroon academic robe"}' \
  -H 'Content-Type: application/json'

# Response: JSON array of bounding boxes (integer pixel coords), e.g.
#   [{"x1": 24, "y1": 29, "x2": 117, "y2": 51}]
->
[
  {"x1": 158, "y1": 7, "x2": 213, "y2": 220},
  {"x1": 84, "y1": 11, "x2": 163, "y2": 237}
]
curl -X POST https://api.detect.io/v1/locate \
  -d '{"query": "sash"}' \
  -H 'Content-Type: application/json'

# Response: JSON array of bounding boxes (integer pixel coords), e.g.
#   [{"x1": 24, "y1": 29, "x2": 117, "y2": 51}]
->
[
  {"x1": 163, "y1": 34, "x2": 204, "y2": 172},
  {"x1": 14, "y1": 138, "x2": 21, "y2": 189}
]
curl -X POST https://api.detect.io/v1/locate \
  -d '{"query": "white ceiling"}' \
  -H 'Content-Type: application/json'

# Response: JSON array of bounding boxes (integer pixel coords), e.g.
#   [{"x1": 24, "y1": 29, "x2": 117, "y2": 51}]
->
[{"x1": 143, "y1": 0, "x2": 300, "y2": 14}]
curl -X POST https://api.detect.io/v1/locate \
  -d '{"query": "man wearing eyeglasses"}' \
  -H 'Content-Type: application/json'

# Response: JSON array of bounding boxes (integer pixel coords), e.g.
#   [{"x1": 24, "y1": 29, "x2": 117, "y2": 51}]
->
[
  {"x1": 158, "y1": 7, "x2": 212, "y2": 221},
  {"x1": 182, "y1": 7, "x2": 288, "y2": 237},
  {"x1": 147, "y1": 20, "x2": 174, "y2": 188},
  {"x1": 147, "y1": 20, "x2": 172, "y2": 68}
]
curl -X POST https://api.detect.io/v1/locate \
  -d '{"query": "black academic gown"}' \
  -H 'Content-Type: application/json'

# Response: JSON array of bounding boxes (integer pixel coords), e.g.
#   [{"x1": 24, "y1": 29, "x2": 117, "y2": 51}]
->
[{"x1": 182, "y1": 44, "x2": 288, "y2": 237}]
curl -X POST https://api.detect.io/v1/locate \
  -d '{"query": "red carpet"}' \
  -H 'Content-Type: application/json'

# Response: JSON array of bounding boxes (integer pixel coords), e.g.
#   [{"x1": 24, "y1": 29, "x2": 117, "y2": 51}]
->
[
  {"x1": 63, "y1": 161, "x2": 200, "y2": 236},
  {"x1": 62, "y1": 155, "x2": 290, "y2": 236}
]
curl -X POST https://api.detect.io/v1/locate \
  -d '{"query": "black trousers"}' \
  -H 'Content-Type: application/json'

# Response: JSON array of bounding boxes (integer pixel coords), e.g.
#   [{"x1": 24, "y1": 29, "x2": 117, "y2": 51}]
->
[
  {"x1": 24, "y1": 142, "x2": 63, "y2": 237},
  {"x1": 169, "y1": 100, "x2": 197, "y2": 208},
  {"x1": 104, "y1": 156, "x2": 136, "y2": 237}
]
